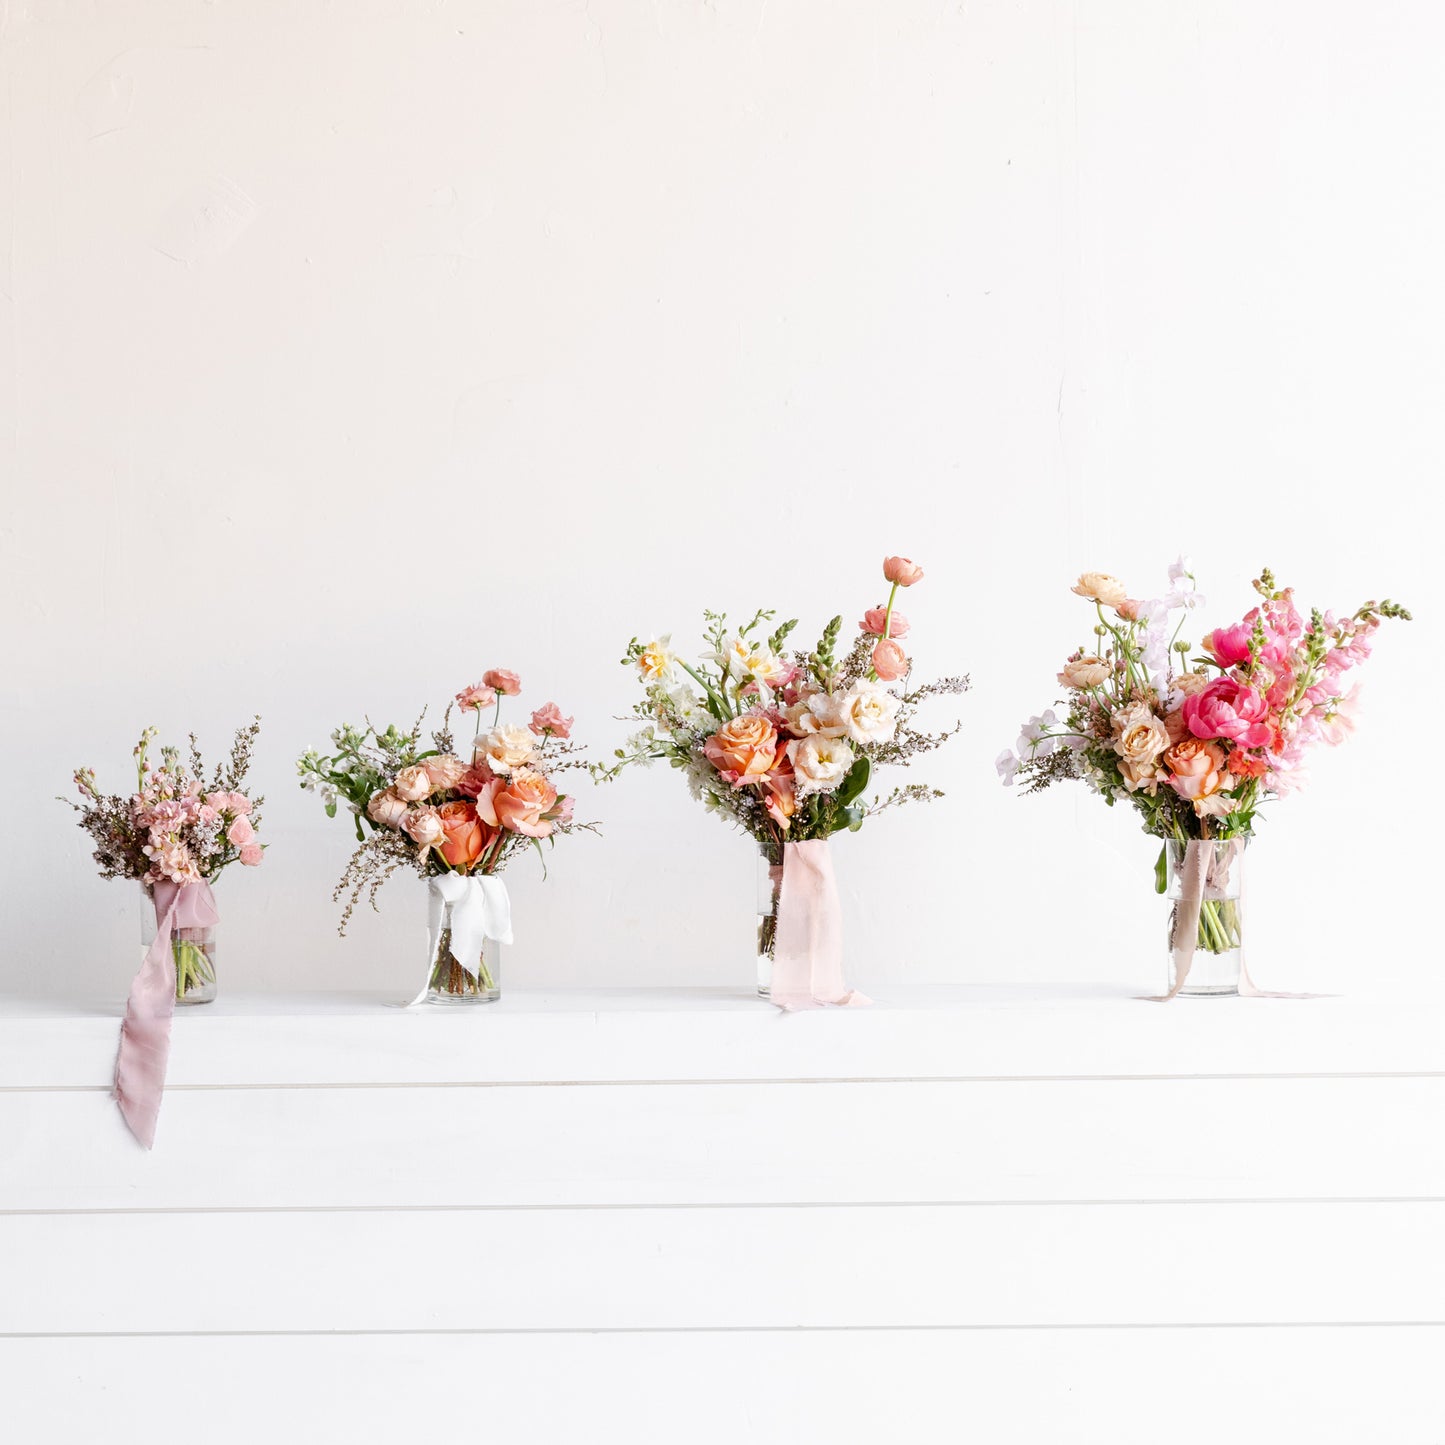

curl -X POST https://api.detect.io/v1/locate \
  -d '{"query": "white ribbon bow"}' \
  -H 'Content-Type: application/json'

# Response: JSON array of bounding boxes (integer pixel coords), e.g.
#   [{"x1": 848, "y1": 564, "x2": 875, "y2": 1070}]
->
[{"x1": 408, "y1": 873, "x2": 513, "y2": 1007}]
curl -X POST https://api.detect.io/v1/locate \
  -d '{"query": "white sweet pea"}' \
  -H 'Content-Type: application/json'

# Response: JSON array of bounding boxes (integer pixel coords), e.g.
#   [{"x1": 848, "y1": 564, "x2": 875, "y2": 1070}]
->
[
  {"x1": 995, "y1": 750, "x2": 1020, "y2": 786},
  {"x1": 1016, "y1": 710, "x2": 1058, "y2": 754}
]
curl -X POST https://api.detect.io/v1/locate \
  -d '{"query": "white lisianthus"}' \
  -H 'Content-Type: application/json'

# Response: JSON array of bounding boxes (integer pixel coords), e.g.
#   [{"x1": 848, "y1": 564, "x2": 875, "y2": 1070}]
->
[
  {"x1": 788, "y1": 734, "x2": 856, "y2": 797},
  {"x1": 475, "y1": 723, "x2": 535, "y2": 775},
  {"x1": 637, "y1": 637, "x2": 678, "y2": 685},
  {"x1": 835, "y1": 680, "x2": 901, "y2": 747}
]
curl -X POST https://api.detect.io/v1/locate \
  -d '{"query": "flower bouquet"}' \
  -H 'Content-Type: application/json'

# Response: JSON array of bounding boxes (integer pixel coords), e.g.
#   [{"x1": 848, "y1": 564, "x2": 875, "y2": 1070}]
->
[
  {"x1": 298, "y1": 671, "x2": 590, "y2": 1004},
  {"x1": 600, "y1": 557, "x2": 968, "y2": 1008},
  {"x1": 63, "y1": 720, "x2": 265, "y2": 1147},
  {"x1": 998, "y1": 563, "x2": 1409, "y2": 997}
]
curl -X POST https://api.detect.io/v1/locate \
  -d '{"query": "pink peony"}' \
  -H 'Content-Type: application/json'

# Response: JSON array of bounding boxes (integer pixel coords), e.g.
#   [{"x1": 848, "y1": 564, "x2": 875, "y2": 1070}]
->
[
  {"x1": 1183, "y1": 678, "x2": 1273, "y2": 749},
  {"x1": 871, "y1": 638, "x2": 909, "y2": 681},
  {"x1": 1203, "y1": 622, "x2": 1255, "y2": 668},
  {"x1": 455, "y1": 682, "x2": 498, "y2": 712},
  {"x1": 483, "y1": 669, "x2": 522, "y2": 696},
  {"x1": 883, "y1": 556, "x2": 924, "y2": 587},
  {"x1": 529, "y1": 702, "x2": 574, "y2": 739},
  {"x1": 859, "y1": 607, "x2": 911, "y2": 639},
  {"x1": 226, "y1": 815, "x2": 255, "y2": 847},
  {"x1": 239, "y1": 842, "x2": 264, "y2": 866}
]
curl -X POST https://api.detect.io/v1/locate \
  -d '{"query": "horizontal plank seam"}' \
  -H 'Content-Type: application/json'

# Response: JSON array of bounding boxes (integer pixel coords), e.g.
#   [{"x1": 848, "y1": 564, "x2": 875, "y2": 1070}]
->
[
  {"x1": 6, "y1": 1070, "x2": 1445, "y2": 1093},
  {"x1": 4, "y1": 1323, "x2": 1444, "y2": 1339},
  {"x1": 5, "y1": 1197, "x2": 1445, "y2": 1217}
]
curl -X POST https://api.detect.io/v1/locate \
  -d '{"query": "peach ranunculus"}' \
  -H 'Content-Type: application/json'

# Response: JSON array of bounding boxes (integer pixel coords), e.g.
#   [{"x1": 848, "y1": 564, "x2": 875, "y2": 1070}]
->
[
  {"x1": 239, "y1": 842, "x2": 264, "y2": 866},
  {"x1": 1163, "y1": 738, "x2": 1230, "y2": 805},
  {"x1": 1111, "y1": 701, "x2": 1171, "y2": 793},
  {"x1": 703, "y1": 714, "x2": 783, "y2": 787},
  {"x1": 491, "y1": 769, "x2": 559, "y2": 838},
  {"x1": 529, "y1": 702, "x2": 574, "y2": 739},
  {"x1": 475, "y1": 724, "x2": 535, "y2": 775},
  {"x1": 1071, "y1": 572, "x2": 1128, "y2": 608},
  {"x1": 226, "y1": 815, "x2": 255, "y2": 847},
  {"x1": 1058, "y1": 655, "x2": 1111, "y2": 689},
  {"x1": 871, "y1": 638, "x2": 909, "y2": 681},
  {"x1": 436, "y1": 799, "x2": 489, "y2": 870},
  {"x1": 423, "y1": 753, "x2": 469, "y2": 792},
  {"x1": 455, "y1": 682, "x2": 498, "y2": 712},
  {"x1": 859, "y1": 607, "x2": 911, "y2": 639},
  {"x1": 1115, "y1": 599, "x2": 1143, "y2": 621},
  {"x1": 367, "y1": 787, "x2": 410, "y2": 829},
  {"x1": 482, "y1": 669, "x2": 522, "y2": 696},
  {"x1": 403, "y1": 805, "x2": 446, "y2": 851},
  {"x1": 393, "y1": 764, "x2": 434, "y2": 802},
  {"x1": 883, "y1": 556, "x2": 925, "y2": 587}
]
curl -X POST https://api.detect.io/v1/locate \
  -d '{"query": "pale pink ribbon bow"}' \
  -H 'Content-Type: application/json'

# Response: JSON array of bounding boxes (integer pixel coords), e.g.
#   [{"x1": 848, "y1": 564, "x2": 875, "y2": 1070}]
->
[
  {"x1": 769, "y1": 839, "x2": 871, "y2": 1012},
  {"x1": 114, "y1": 879, "x2": 219, "y2": 1148}
]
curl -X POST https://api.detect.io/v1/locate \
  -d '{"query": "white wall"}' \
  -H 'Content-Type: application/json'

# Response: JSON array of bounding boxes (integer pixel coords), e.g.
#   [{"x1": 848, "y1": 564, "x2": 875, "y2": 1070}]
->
[{"x1": 2, "y1": 0, "x2": 1439, "y2": 999}]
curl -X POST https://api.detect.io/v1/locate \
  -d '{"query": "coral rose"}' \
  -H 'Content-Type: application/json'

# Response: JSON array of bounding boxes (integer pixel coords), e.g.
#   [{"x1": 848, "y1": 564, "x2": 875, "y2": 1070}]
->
[
  {"x1": 423, "y1": 754, "x2": 468, "y2": 791},
  {"x1": 1058, "y1": 655, "x2": 1111, "y2": 689},
  {"x1": 704, "y1": 714, "x2": 782, "y2": 786},
  {"x1": 482, "y1": 669, "x2": 522, "y2": 696},
  {"x1": 476, "y1": 724, "x2": 535, "y2": 775},
  {"x1": 239, "y1": 842, "x2": 264, "y2": 866},
  {"x1": 787, "y1": 734, "x2": 856, "y2": 796},
  {"x1": 860, "y1": 607, "x2": 911, "y2": 639},
  {"x1": 455, "y1": 682, "x2": 498, "y2": 712},
  {"x1": 883, "y1": 556, "x2": 925, "y2": 586},
  {"x1": 393, "y1": 764, "x2": 433, "y2": 802},
  {"x1": 1183, "y1": 678, "x2": 1272, "y2": 748},
  {"x1": 436, "y1": 799, "x2": 488, "y2": 870},
  {"x1": 492, "y1": 770, "x2": 559, "y2": 838},
  {"x1": 367, "y1": 787, "x2": 410, "y2": 829},
  {"x1": 1163, "y1": 738, "x2": 1229, "y2": 803},
  {"x1": 1071, "y1": 572, "x2": 1128, "y2": 607},
  {"x1": 529, "y1": 702, "x2": 574, "y2": 739},
  {"x1": 871, "y1": 638, "x2": 909, "y2": 681}
]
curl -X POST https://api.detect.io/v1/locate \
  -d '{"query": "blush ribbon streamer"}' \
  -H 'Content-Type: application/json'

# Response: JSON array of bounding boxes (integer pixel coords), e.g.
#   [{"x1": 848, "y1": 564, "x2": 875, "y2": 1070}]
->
[
  {"x1": 409, "y1": 873, "x2": 513, "y2": 1006},
  {"x1": 114, "y1": 878, "x2": 219, "y2": 1149},
  {"x1": 769, "y1": 839, "x2": 871, "y2": 1011}
]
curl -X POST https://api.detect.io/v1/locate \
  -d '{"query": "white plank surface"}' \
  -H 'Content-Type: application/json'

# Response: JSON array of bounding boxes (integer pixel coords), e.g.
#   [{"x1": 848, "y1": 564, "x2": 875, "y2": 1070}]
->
[
  {"x1": 4, "y1": 987, "x2": 1444, "y2": 1088},
  {"x1": 6, "y1": 1328, "x2": 1443, "y2": 1445},
  {"x1": 6, "y1": 1202, "x2": 1443, "y2": 1333},
  {"x1": 4, "y1": 1075, "x2": 1444, "y2": 1211}
]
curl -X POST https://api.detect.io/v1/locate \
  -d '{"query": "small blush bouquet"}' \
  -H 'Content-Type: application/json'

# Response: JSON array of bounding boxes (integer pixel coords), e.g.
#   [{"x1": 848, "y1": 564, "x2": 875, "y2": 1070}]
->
[
  {"x1": 600, "y1": 557, "x2": 968, "y2": 1007},
  {"x1": 64, "y1": 719, "x2": 265, "y2": 1148},
  {"x1": 999, "y1": 562, "x2": 1409, "y2": 997},
  {"x1": 298, "y1": 671, "x2": 591, "y2": 1003}
]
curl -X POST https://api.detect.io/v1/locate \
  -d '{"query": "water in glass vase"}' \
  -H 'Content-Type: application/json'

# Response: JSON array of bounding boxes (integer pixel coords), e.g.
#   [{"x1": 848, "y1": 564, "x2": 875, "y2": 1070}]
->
[
  {"x1": 1165, "y1": 838, "x2": 1247, "y2": 997},
  {"x1": 425, "y1": 899, "x2": 500, "y2": 1004},
  {"x1": 756, "y1": 850, "x2": 782, "y2": 998},
  {"x1": 139, "y1": 883, "x2": 217, "y2": 1005}
]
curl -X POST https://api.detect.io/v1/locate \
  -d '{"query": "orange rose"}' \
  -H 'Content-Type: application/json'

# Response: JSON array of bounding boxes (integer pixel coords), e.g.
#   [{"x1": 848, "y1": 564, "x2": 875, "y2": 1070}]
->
[
  {"x1": 436, "y1": 799, "x2": 489, "y2": 870},
  {"x1": 702, "y1": 714, "x2": 782, "y2": 786},
  {"x1": 1163, "y1": 738, "x2": 1229, "y2": 802},
  {"x1": 492, "y1": 769, "x2": 559, "y2": 839}
]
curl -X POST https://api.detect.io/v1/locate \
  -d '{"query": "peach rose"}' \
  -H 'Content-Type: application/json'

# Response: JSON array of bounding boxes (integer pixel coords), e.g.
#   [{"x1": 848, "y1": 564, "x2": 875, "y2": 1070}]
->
[
  {"x1": 1058, "y1": 655, "x2": 1111, "y2": 689},
  {"x1": 239, "y1": 842, "x2": 264, "y2": 866},
  {"x1": 455, "y1": 682, "x2": 498, "y2": 712},
  {"x1": 482, "y1": 669, "x2": 522, "y2": 696},
  {"x1": 883, "y1": 556, "x2": 925, "y2": 586},
  {"x1": 1112, "y1": 701, "x2": 1171, "y2": 793},
  {"x1": 226, "y1": 815, "x2": 255, "y2": 847},
  {"x1": 492, "y1": 769, "x2": 559, "y2": 838},
  {"x1": 475, "y1": 724, "x2": 535, "y2": 775},
  {"x1": 393, "y1": 764, "x2": 433, "y2": 802},
  {"x1": 860, "y1": 607, "x2": 911, "y2": 639},
  {"x1": 436, "y1": 799, "x2": 488, "y2": 870},
  {"x1": 529, "y1": 702, "x2": 574, "y2": 739},
  {"x1": 1163, "y1": 738, "x2": 1229, "y2": 803},
  {"x1": 763, "y1": 770, "x2": 797, "y2": 828},
  {"x1": 403, "y1": 805, "x2": 446, "y2": 851},
  {"x1": 871, "y1": 638, "x2": 909, "y2": 681},
  {"x1": 1172, "y1": 671, "x2": 1212, "y2": 697},
  {"x1": 423, "y1": 753, "x2": 468, "y2": 791},
  {"x1": 1071, "y1": 572, "x2": 1128, "y2": 607},
  {"x1": 367, "y1": 787, "x2": 410, "y2": 829},
  {"x1": 703, "y1": 714, "x2": 782, "y2": 786}
]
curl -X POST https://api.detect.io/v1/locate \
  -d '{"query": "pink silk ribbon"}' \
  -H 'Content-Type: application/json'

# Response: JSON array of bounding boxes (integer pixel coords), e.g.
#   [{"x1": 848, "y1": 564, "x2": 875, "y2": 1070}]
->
[
  {"x1": 769, "y1": 839, "x2": 871, "y2": 1012},
  {"x1": 114, "y1": 879, "x2": 219, "y2": 1148}
]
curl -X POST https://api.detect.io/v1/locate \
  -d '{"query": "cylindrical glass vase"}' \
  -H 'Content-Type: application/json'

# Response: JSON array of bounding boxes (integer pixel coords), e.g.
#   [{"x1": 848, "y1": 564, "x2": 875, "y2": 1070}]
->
[
  {"x1": 140, "y1": 882, "x2": 217, "y2": 1006},
  {"x1": 425, "y1": 895, "x2": 501, "y2": 1004},
  {"x1": 1165, "y1": 838, "x2": 1246, "y2": 997},
  {"x1": 756, "y1": 850, "x2": 782, "y2": 998}
]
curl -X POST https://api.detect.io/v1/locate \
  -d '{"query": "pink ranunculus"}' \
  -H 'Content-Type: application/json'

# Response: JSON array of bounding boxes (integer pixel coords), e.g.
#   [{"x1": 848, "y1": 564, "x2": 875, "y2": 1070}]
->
[
  {"x1": 483, "y1": 669, "x2": 522, "y2": 696},
  {"x1": 859, "y1": 607, "x2": 911, "y2": 639},
  {"x1": 226, "y1": 815, "x2": 255, "y2": 847},
  {"x1": 367, "y1": 787, "x2": 410, "y2": 830},
  {"x1": 455, "y1": 682, "x2": 498, "y2": 712},
  {"x1": 529, "y1": 702, "x2": 574, "y2": 739},
  {"x1": 883, "y1": 556, "x2": 925, "y2": 587},
  {"x1": 239, "y1": 843, "x2": 264, "y2": 866},
  {"x1": 204, "y1": 792, "x2": 229, "y2": 814},
  {"x1": 1115, "y1": 598, "x2": 1143, "y2": 621},
  {"x1": 871, "y1": 638, "x2": 909, "y2": 681},
  {"x1": 1183, "y1": 678, "x2": 1273, "y2": 749},
  {"x1": 1203, "y1": 621, "x2": 1255, "y2": 668},
  {"x1": 455, "y1": 763, "x2": 495, "y2": 800}
]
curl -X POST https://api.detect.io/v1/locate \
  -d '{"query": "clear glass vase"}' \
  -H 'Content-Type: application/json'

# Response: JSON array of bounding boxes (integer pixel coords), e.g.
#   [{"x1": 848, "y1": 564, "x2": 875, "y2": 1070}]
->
[
  {"x1": 140, "y1": 883, "x2": 217, "y2": 1006},
  {"x1": 1165, "y1": 838, "x2": 1247, "y2": 997},
  {"x1": 756, "y1": 850, "x2": 782, "y2": 998},
  {"x1": 425, "y1": 897, "x2": 501, "y2": 1004}
]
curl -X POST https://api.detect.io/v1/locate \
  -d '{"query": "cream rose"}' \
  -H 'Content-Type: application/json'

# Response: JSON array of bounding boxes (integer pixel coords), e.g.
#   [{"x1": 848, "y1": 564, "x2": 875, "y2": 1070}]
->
[
  {"x1": 1058, "y1": 655, "x2": 1111, "y2": 689},
  {"x1": 1112, "y1": 701, "x2": 1171, "y2": 794},
  {"x1": 1071, "y1": 572, "x2": 1129, "y2": 608},
  {"x1": 835, "y1": 680, "x2": 900, "y2": 747},
  {"x1": 787, "y1": 734, "x2": 856, "y2": 797},
  {"x1": 392, "y1": 765, "x2": 433, "y2": 803},
  {"x1": 1172, "y1": 671, "x2": 1212, "y2": 697},
  {"x1": 475, "y1": 724, "x2": 535, "y2": 775}
]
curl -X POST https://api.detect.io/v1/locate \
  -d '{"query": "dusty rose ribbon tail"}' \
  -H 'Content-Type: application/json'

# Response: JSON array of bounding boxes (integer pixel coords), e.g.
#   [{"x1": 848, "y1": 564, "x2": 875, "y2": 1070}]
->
[
  {"x1": 114, "y1": 879, "x2": 219, "y2": 1148},
  {"x1": 769, "y1": 839, "x2": 871, "y2": 1012},
  {"x1": 1236, "y1": 851, "x2": 1326, "y2": 999},
  {"x1": 1143, "y1": 840, "x2": 1208, "y2": 1003}
]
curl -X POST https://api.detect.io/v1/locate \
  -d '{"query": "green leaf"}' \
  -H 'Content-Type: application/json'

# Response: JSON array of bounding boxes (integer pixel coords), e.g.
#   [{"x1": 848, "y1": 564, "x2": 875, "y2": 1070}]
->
[
  {"x1": 530, "y1": 836, "x2": 549, "y2": 880},
  {"x1": 324, "y1": 801, "x2": 338, "y2": 819},
  {"x1": 1153, "y1": 844, "x2": 1168, "y2": 895},
  {"x1": 836, "y1": 755, "x2": 871, "y2": 808}
]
